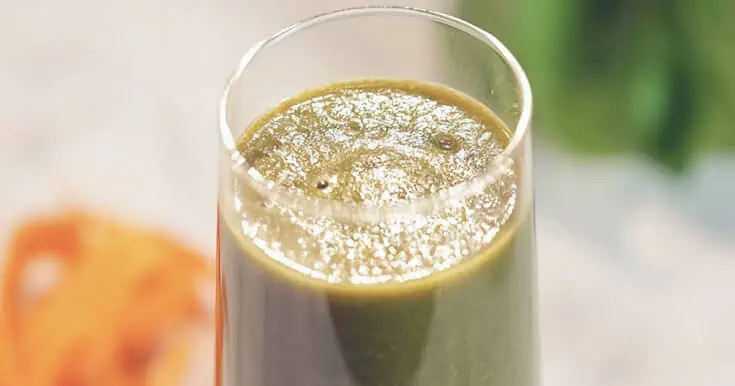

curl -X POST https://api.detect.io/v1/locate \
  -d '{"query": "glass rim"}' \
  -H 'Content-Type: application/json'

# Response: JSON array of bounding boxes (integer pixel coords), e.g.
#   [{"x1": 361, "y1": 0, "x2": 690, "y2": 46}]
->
[{"x1": 219, "y1": 5, "x2": 533, "y2": 222}]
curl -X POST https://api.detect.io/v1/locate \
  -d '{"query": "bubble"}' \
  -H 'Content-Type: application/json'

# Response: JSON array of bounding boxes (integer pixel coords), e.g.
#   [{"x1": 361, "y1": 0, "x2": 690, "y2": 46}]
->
[
  {"x1": 432, "y1": 133, "x2": 461, "y2": 152},
  {"x1": 316, "y1": 180, "x2": 329, "y2": 190},
  {"x1": 346, "y1": 120, "x2": 362, "y2": 134},
  {"x1": 245, "y1": 150, "x2": 265, "y2": 165},
  {"x1": 264, "y1": 138, "x2": 283, "y2": 149},
  {"x1": 365, "y1": 126, "x2": 388, "y2": 140},
  {"x1": 477, "y1": 130, "x2": 494, "y2": 146},
  {"x1": 309, "y1": 174, "x2": 338, "y2": 196}
]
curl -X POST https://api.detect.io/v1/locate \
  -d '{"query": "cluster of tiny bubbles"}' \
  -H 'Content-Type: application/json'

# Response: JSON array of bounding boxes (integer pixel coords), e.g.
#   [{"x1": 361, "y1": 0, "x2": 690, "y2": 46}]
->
[{"x1": 234, "y1": 81, "x2": 518, "y2": 284}]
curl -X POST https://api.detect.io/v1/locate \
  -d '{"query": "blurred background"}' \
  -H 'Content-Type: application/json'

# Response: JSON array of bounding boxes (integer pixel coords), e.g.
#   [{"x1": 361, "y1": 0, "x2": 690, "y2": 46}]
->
[{"x1": 0, "y1": 0, "x2": 732, "y2": 385}]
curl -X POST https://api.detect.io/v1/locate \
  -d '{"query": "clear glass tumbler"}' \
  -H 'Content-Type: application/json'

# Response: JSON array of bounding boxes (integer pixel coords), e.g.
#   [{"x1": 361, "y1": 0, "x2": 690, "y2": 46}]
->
[{"x1": 216, "y1": 6, "x2": 535, "y2": 386}]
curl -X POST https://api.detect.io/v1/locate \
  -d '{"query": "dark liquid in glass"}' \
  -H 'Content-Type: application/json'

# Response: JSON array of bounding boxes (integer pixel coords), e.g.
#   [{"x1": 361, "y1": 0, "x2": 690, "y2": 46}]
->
[{"x1": 216, "y1": 80, "x2": 536, "y2": 386}]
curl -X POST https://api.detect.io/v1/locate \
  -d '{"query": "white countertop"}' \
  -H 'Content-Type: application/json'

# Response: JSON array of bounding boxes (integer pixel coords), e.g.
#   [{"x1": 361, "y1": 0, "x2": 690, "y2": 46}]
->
[{"x1": 1, "y1": 0, "x2": 733, "y2": 385}]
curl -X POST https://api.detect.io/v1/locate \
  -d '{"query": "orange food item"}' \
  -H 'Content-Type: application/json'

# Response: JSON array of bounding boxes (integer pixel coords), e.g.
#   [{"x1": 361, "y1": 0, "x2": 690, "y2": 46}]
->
[{"x1": 0, "y1": 211, "x2": 211, "y2": 386}]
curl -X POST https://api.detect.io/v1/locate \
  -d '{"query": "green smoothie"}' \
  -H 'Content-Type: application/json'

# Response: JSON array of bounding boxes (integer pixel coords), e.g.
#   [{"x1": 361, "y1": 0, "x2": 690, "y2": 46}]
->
[{"x1": 216, "y1": 79, "x2": 536, "y2": 386}]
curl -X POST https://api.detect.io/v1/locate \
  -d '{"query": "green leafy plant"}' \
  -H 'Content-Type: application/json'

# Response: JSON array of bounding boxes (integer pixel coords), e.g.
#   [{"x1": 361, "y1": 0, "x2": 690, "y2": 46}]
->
[{"x1": 456, "y1": 0, "x2": 734, "y2": 172}]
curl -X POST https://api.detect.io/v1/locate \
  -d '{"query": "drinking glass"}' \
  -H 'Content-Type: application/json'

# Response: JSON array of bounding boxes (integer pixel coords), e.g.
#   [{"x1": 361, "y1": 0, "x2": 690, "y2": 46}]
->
[{"x1": 216, "y1": 6, "x2": 535, "y2": 386}]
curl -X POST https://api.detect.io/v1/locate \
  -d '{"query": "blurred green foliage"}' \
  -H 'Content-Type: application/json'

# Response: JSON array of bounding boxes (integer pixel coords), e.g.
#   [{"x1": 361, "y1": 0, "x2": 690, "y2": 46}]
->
[{"x1": 457, "y1": 0, "x2": 734, "y2": 172}]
